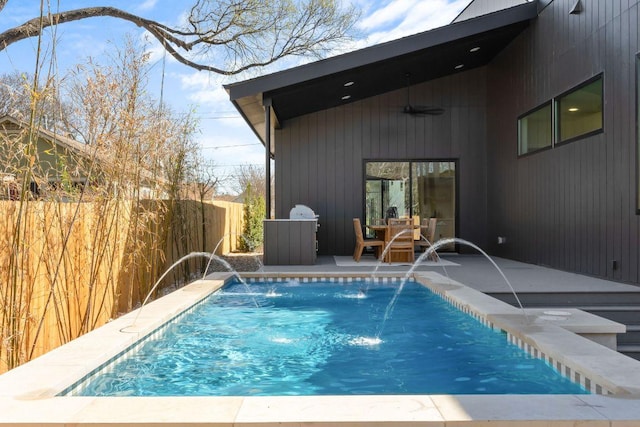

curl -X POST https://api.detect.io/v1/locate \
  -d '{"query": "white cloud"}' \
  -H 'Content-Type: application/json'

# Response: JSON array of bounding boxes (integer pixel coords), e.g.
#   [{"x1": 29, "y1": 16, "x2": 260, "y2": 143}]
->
[
  {"x1": 358, "y1": 0, "x2": 470, "y2": 45},
  {"x1": 357, "y1": 0, "x2": 422, "y2": 32},
  {"x1": 178, "y1": 72, "x2": 231, "y2": 108},
  {"x1": 137, "y1": 0, "x2": 159, "y2": 12}
]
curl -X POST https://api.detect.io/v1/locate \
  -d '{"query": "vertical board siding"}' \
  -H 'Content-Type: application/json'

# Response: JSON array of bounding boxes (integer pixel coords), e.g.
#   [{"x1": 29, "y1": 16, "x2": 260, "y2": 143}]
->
[
  {"x1": 487, "y1": 0, "x2": 640, "y2": 284},
  {"x1": 273, "y1": 0, "x2": 640, "y2": 286},
  {"x1": 275, "y1": 68, "x2": 489, "y2": 256}
]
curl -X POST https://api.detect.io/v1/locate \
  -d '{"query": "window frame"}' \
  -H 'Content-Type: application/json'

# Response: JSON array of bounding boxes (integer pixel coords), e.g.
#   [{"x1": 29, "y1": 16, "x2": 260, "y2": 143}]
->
[
  {"x1": 554, "y1": 73, "x2": 604, "y2": 147},
  {"x1": 517, "y1": 73, "x2": 605, "y2": 159},
  {"x1": 517, "y1": 101, "x2": 553, "y2": 157},
  {"x1": 361, "y1": 159, "x2": 459, "y2": 243}
]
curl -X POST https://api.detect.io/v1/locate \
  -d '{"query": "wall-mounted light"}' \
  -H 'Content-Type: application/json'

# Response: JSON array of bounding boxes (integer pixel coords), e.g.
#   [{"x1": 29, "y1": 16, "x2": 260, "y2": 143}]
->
[{"x1": 568, "y1": 107, "x2": 579, "y2": 112}]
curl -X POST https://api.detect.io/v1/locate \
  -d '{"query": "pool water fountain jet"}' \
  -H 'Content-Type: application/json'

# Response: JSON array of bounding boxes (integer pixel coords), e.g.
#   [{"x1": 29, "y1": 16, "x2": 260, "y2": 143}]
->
[
  {"x1": 373, "y1": 237, "x2": 529, "y2": 340},
  {"x1": 203, "y1": 252, "x2": 261, "y2": 308},
  {"x1": 201, "y1": 232, "x2": 276, "y2": 299},
  {"x1": 121, "y1": 247, "x2": 263, "y2": 333},
  {"x1": 362, "y1": 230, "x2": 450, "y2": 296},
  {"x1": 120, "y1": 251, "x2": 213, "y2": 332},
  {"x1": 349, "y1": 336, "x2": 382, "y2": 346},
  {"x1": 353, "y1": 229, "x2": 441, "y2": 344},
  {"x1": 369, "y1": 231, "x2": 446, "y2": 275},
  {"x1": 266, "y1": 286, "x2": 281, "y2": 297},
  {"x1": 361, "y1": 228, "x2": 421, "y2": 296},
  {"x1": 203, "y1": 232, "x2": 264, "y2": 278}
]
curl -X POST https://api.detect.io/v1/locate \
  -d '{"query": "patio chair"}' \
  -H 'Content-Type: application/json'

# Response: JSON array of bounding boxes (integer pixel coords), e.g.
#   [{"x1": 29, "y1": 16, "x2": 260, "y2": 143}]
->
[
  {"x1": 386, "y1": 218, "x2": 415, "y2": 263},
  {"x1": 417, "y1": 217, "x2": 438, "y2": 260},
  {"x1": 353, "y1": 218, "x2": 384, "y2": 262},
  {"x1": 412, "y1": 215, "x2": 421, "y2": 241}
]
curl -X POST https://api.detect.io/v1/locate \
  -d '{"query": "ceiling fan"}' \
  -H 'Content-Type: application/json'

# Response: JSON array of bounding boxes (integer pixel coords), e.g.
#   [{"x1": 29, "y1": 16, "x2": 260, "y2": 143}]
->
[{"x1": 402, "y1": 73, "x2": 445, "y2": 116}]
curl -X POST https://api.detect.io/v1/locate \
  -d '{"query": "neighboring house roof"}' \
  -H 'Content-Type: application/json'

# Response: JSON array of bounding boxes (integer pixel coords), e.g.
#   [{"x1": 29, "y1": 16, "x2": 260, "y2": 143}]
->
[
  {"x1": 225, "y1": 1, "x2": 539, "y2": 149},
  {"x1": 0, "y1": 114, "x2": 92, "y2": 159},
  {"x1": 0, "y1": 115, "x2": 166, "y2": 187}
]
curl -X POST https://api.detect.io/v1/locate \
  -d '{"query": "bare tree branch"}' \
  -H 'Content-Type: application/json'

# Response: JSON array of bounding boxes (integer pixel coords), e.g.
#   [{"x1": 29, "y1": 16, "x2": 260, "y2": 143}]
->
[{"x1": 0, "y1": 1, "x2": 359, "y2": 76}]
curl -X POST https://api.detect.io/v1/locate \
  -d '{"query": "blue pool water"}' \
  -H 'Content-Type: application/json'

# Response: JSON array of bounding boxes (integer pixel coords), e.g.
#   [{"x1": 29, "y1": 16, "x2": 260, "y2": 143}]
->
[{"x1": 77, "y1": 279, "x2": 588, "y2": 396}]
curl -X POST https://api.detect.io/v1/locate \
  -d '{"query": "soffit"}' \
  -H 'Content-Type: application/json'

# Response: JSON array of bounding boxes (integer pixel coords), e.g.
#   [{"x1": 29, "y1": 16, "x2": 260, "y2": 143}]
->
[{"x1": 225, "y1": 2, "x2": 538, "y2": 146}]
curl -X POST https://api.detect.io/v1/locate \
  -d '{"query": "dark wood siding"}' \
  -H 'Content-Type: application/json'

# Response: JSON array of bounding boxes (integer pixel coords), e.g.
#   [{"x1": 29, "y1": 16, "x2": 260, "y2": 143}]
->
[
  {"x1": 275, "y1": 68, "x2": 489, "y2": 256},
  {"x1": 487, "y1": 0, "x2": 640, "y2": 284}
]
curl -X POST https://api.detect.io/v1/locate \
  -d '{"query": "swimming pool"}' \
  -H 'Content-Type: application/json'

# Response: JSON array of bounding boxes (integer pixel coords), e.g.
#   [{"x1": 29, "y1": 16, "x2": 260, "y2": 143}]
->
[
  {"x1": 2, "y1": 271, "x2": 640, "y2": 426},
  {"x1": 69, "y1": 278, "x2": 586, "y2": 396}
]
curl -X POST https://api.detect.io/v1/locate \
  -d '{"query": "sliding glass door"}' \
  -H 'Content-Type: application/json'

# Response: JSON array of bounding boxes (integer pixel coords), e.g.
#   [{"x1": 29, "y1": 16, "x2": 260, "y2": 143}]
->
[
  {"x1": 365, "y1": 162, "x2": 410, "y2": 222},
  {"x1": 365, "y1": 160, "x2": 456, "y2": 248}
]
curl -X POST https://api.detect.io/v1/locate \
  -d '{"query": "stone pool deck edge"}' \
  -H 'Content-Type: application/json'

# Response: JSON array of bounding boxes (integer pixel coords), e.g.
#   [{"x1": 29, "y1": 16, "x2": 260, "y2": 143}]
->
[{"x1": 0, "y1": 272, "x2": 639, "y2": 426}]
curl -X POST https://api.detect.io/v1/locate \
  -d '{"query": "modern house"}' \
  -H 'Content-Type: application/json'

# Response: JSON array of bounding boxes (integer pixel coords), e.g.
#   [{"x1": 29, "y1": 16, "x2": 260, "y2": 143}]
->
[{"x1": 225, "y1": 0, "x2": 640, "y2": 285}]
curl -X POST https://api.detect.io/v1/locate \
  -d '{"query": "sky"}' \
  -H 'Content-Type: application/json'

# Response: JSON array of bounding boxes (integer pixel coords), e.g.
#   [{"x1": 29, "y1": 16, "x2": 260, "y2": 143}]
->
[{"x1": 0, "y1": 0, "x2": 471, "y2": 193}]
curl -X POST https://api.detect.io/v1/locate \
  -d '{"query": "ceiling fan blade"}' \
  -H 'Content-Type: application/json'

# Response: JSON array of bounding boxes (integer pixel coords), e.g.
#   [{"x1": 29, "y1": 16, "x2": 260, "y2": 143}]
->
[
  {"x1": 403, "y1": 105, "x2": 445, "y2": 115},
  {"x1": 402, "y1": 74, "x2": 444, "y2": 115}
]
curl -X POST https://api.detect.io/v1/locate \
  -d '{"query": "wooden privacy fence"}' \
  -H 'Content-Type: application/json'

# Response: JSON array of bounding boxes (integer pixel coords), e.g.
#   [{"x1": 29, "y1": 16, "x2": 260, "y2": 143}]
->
[{"x1": 0, "y1": 199, "x2": 243, "y2": 373}]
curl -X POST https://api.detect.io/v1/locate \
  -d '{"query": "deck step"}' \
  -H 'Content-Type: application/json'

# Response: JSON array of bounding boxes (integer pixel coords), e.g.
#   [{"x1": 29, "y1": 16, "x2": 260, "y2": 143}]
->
[
  {"x1": 488, "y1": 291, "x2": 640, "y2": 307},
  {"x1": 579, "y1": 305, "x2": 640, "y2": 311},
  {"x1": 617, "y1": 325, "x2": 640, "y2": 345},
  {"x1": 617, "y1": 344, "x2": 640, "y2": 361},
  {"x1": 485, "y1": 291, "x2": 640, "y2": 359},
  {"x1": 580, "y1": 306, "x2": 640, "y2": 325}
]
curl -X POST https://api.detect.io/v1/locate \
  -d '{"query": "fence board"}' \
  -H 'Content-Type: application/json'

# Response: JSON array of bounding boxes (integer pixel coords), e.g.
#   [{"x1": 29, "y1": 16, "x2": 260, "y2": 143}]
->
[{"x1": 0, "y1": 199, "x2": 244, "y2": 373}]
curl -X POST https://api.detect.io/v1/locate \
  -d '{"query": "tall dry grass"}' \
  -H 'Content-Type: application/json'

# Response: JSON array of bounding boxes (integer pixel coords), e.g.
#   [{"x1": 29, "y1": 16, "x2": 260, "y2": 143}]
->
[
  {"x1": 0, "y1": 198, "x2": 244, "y2": 373},
  {"x1": 0, "y1": 35, "x2": 240, "y2": 373}
]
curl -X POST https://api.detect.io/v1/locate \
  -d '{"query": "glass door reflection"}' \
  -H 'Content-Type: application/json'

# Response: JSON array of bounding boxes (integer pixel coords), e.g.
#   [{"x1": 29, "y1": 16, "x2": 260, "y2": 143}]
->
[{"x1": 364, "y1": 160, "x2": 455, "y2": 250}]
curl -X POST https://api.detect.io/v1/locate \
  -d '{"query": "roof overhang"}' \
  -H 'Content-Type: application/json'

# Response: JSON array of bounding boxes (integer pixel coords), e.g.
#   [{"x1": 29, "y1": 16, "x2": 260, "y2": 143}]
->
[{"x1": 224, "y1": 1, "x2": 539, "y2": 149}]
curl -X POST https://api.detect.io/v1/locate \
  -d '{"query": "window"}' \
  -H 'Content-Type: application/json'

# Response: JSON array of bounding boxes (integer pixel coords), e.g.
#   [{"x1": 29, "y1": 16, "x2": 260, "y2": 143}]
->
[
  {"x1": 555, "y1": 75, "x2": 603, "y2": 144},
  {"x1": 518, "y1": 75, "x2": 604, "y2": 157},
  {"x1": 518, "y1": 102, "x2": 552, "y2": 155},
  {"x1": 364, "y1": 160, "x2": 456, "y2": 249}
]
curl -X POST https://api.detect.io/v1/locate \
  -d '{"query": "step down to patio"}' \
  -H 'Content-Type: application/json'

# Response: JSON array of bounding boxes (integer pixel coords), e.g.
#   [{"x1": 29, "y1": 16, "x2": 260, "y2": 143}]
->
[
  {"x1": 618, "y1": 325, "x2": 640, "y2": 345},
  {"x1": 488, "y1": 291, "x2": 640, "y2": 307},
  {"x1": 617, "y1": 345, "x2": 640, "y2": 360},
  {"x1": 487, "y1": 291, "x2": 640, "y2": 361},
  {"x1": 579, "y1": 306, "x2": 640, "y2": 325}
]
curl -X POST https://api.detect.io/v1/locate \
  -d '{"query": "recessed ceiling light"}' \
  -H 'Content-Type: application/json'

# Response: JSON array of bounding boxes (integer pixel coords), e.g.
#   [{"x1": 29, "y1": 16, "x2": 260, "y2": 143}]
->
[
  {"x1": 470, "y1": 47, "x2": 481, "y2": 52},
  {"x1": 568, "y1": 107, "x2": 579, "y2": 112},
  {"x1": 344, "y1": 81, "x2": 354, "y2": 87},
  {"x1": 341, "y1": 95, "x2": 351, "y2": 100},
  {"x1": 455, "y1": 64, "x2": 464, "y2": 70}
]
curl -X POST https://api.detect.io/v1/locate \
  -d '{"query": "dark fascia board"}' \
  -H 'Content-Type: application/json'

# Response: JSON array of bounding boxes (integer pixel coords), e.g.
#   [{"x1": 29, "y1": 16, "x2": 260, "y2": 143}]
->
[{"x1": 224, "y1": 1, "x2": 538, "y2": 102}]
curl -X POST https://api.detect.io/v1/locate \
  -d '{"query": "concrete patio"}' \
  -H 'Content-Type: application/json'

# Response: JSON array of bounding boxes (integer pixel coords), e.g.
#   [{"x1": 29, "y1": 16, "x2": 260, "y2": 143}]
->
[{"x1": 260, "y1": 253, "x2": 640, "y2": 295}]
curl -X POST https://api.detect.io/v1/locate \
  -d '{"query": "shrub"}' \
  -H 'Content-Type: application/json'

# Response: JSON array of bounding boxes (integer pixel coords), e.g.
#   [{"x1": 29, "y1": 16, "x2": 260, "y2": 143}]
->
[{"x1": 239, "y1": 184, "x2": 264, "y2": 252}]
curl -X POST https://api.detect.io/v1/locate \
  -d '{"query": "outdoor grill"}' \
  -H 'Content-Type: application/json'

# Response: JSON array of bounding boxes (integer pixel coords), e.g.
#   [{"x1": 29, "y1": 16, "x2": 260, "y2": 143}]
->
[
  {"x1": 263, "y1": 204, "x2": 319, "y2": 265},
  {"x1": 289, "y1": 204, "x2": 320, "y2": 231}
]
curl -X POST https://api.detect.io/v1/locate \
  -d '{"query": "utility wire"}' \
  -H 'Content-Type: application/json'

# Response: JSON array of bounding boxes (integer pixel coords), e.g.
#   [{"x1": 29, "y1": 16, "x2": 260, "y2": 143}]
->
[{"x1": 201, "y1": 143, "x2": 262, "y2": 149}]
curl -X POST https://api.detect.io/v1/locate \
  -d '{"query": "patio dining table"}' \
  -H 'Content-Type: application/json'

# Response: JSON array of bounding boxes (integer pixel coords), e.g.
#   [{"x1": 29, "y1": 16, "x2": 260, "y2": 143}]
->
[{"x1": 366, "y1": 222, "x2": 421, "y2": 262}]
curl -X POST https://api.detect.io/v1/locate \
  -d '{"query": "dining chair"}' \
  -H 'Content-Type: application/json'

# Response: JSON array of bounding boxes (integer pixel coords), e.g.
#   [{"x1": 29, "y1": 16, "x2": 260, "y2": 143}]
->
[
  {"x1": 412, "y1": 215, "x2": 421, "y2": 241},
  {"x1": 352, "y1": 218, "x2": 385, "y2": 262},
  {"x1": 417, "y1": 217, "x2": 438, "y2": 260},
  {"x1": 386, "y1": 218, "x2": 415, "y2": 263}
]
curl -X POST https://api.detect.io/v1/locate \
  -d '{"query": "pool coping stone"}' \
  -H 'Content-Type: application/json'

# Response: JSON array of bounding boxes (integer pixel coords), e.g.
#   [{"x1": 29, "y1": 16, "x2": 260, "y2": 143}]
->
[{"x1": 0, "y1": 272, "x2": 639, "y2": 426}]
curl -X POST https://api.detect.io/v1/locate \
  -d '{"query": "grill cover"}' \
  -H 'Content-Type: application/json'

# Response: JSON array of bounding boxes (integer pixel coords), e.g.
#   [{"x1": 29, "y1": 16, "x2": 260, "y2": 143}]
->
[{"x1": 289, "y1": 204, "x2": 317, "y2": 220}]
